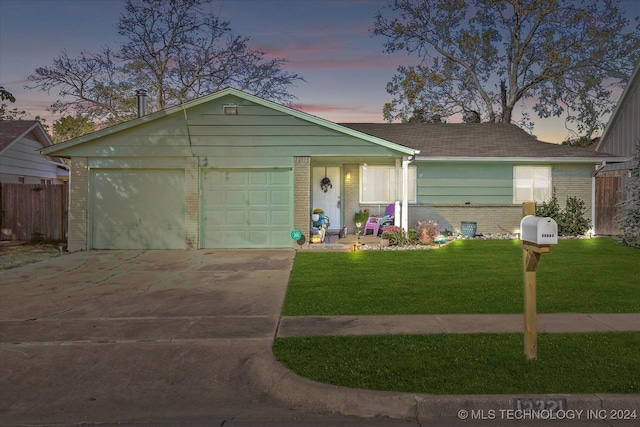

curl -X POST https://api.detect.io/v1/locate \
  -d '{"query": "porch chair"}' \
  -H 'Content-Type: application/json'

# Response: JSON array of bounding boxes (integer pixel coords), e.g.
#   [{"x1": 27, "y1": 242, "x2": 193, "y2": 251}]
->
[
  {"x1": 362, "y1": 216, "x2": 383, "y2": 236},
  {"x1": 381, "y1": 203, "x2": 395, "y2": 226},
  {"x1": 362, "y1": 204, "x2": 396, "y2": 236}
]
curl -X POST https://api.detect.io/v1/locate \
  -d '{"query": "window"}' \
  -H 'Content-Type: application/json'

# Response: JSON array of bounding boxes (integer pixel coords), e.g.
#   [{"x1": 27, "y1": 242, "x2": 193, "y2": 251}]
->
[
  {"x1": 360, "y1": 165, "x2": 417, "y2": 203},
  {"x1": 513, "y1": 166, "x2": 551, "y2": 203}
]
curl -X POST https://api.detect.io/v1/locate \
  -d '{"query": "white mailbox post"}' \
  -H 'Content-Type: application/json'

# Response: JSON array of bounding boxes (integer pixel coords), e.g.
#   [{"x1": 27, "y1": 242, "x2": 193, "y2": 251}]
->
[{"x1": 520, "y1": 204, "x2": 559, "y2": 361}]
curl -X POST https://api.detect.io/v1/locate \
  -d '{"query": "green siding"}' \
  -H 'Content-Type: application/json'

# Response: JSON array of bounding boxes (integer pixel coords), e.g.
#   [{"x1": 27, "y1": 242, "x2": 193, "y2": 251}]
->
[
  {"x1": 51, "y1": 94, "x2": 401, "y2": 158},
  {"x1": 417, "y1": 162, "x2": 513, "y2": 204}
]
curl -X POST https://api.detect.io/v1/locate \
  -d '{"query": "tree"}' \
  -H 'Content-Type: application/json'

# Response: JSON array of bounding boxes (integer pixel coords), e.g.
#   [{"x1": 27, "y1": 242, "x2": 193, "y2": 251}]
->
[
  {"x1": 28, "y1": 48, "x2": 136, "y2": 126},
  {"x1": 28, "y1": 0, "x2": 303, "y2": 126},
  {"x1": 52, "y1": 115, "x2": 96, "y2": 143},
  {"x1": 617, "y1": 142, "x2": 640, "y2": 248},
  {"x1": 0, "y1": 86, "x2": 26, "y2": 120},
  {"x1": 562, "y1": 135, "x2": 596, "y2": 148},
  {"x1": 0, "y1": 86, "x2": 49, "y2": 129},
  {"x1": 0, "y1": 86, "x2": 16, "y2": 103},
  {"x1": 374, "y1": 0, "x2": 639, "y2": 137}
]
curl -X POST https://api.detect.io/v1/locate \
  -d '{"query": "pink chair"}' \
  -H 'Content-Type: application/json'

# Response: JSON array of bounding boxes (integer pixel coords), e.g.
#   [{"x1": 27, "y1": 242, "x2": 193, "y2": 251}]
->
[{"x1": 362, "y1": 216, "x2": 383, "y2": 236}]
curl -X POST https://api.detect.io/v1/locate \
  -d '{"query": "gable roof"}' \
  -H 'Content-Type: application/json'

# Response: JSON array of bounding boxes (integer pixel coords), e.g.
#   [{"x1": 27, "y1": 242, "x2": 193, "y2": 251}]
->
[
  {"x1": 341, "y1": 123, "x2": 626, "y2": 162},
  {"x1": 0, "y1": 120, "x2": 53, "y2": 154},
  {"x1": 42, "y1": 88, "x2": 416, "y2": 156}
]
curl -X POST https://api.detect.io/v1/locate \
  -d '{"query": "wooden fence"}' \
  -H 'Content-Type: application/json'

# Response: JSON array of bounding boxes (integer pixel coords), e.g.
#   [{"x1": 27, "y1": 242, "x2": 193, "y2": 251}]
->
[
  {"x1": 0, "y1": 183, "x2": 68, "y2": 241},
  {"x1": 595, "y1": 173, "x2": 629, "y2": 236}
]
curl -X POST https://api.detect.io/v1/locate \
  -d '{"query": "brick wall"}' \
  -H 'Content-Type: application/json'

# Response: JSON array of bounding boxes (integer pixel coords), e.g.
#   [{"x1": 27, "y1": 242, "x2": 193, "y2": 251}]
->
[
  {"x1": 184, "y1": 157, "x2": 199, "y2": 249},
  {"x1": 552, "y1": 163, "x2": 594, "y2": 219},
  {"x1": 294, "y1": 157, "x2": 310, "y2": 247},
  {"x1": 410, "y1": 204, "x2": 523, "y2": 234},
  {"x1": 68, "y1": 157, "x2": 88, "y2": 251}
]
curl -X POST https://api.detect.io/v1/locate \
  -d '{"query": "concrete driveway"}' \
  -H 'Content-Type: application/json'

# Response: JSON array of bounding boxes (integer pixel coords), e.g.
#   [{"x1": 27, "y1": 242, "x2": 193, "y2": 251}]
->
[
  {"x1": 3, "y1": 250, "x2": 636, "y2": 426},
  {"x1": 0, "y1": 249, "x2": 321, "y2": 426}
]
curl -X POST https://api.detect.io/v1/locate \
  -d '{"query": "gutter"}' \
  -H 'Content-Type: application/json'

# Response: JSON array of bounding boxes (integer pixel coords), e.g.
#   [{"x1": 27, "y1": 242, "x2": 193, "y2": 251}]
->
[{"x1": 414, "y1": 156, "x2": 630, "y2": 163}]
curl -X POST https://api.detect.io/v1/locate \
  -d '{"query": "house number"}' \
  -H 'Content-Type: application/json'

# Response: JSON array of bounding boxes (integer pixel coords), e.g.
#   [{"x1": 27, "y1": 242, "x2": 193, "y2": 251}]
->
[{"x1": 515, "y1": 398, "x2": 567, "y2": 413}]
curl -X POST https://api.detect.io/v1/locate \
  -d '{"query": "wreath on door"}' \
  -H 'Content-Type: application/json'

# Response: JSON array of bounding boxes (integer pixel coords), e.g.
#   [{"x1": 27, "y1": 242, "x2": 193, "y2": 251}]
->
[{"x1": 320, "y1": 177, "x2": 332, "y2": 193}]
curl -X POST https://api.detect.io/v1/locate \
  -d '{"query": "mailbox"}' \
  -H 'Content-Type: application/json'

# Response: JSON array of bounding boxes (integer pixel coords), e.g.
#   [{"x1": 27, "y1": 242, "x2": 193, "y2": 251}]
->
[{"x1": 520, "y1": 215, "x2": 558, "y2": 245}]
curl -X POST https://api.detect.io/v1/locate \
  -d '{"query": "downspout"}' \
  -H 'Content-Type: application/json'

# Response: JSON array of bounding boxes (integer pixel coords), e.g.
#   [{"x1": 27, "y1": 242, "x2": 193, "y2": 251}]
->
[
  {"x1": 401, "y1": 155, "x2": 415, "y2": 232},
  {"x1": 394, "y1": 158, "x2": 401, "y2": 227},
  {"x1": 591, "y1": 161, "x2": 607, "y2": 235}
]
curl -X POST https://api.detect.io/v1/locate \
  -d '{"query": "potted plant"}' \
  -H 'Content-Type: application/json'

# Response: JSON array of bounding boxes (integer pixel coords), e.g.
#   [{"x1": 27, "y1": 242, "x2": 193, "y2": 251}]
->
[
  {"x1": 312, "y1": 208, "x2": 324, "y2": 225},
  {"x1": 353, "y1": 209, "x2": 369, "y2": 224}
]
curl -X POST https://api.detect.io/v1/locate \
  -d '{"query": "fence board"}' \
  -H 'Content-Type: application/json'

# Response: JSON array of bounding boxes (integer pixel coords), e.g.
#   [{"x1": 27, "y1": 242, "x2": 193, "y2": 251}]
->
[
  {"x1": 595, "y1": 175, "x2": 627, "y2": 235},
  {"x1": 0, "y1": 183, "x2": 68, "y2": 241}
]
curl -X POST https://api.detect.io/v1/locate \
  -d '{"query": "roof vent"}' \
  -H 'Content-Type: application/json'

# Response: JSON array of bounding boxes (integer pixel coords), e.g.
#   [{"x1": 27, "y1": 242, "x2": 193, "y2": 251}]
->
[
  {"x1": 136, "y1": 89, "x2": 147, "y2": 117},
  {"x1": 223, "y1": 104, "x2": 238, "y2": 115}
]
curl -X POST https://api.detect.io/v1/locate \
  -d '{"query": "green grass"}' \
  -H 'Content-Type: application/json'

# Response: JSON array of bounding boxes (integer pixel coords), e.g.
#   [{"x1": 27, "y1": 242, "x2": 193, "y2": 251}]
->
[
  {"x1": 273, "y1": 332, "x2": 640, "y2": 394},
  {"x1": 283, "y1": 238, "x2": 640, "y2": 315}
]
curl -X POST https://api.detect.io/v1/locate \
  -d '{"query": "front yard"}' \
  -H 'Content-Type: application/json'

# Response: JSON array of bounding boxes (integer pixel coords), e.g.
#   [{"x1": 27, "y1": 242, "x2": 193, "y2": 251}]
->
[
  {"x1": 275, "y1": 238, "x2": 640, "y2": 394},
  {"x1": 282, "y1": 238, "x2": 640, "y2": 315}
]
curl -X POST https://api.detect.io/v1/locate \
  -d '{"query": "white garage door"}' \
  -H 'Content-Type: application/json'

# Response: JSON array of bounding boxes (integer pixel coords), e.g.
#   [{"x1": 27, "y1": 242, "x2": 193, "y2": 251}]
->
[
  {"x1": 201, "y1": 169, "x2": 292, "y2": 248},
  {"x1": 91, "y1": 170, "x2": 186, "y2": 249}
]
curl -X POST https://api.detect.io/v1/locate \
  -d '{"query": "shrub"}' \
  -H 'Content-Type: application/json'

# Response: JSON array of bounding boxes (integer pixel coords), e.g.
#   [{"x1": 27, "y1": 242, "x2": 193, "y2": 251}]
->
[
  {"x1": 536, "y1": 190, "x2": 561, "y2": 222},
  {"x1": 536, "y1": 191, "x2": 590, "y2": 236},
  {"x1": 381, "y1": 225, "x2": 406, "y2": 245},
  {"x1": 415, "y1": 220, "x2": 439, "y2": 243},
  {"x1": 560, "y1": 196, "x2": 590, "y2": 236},
  {"x1": 617, "y1": 141, "x2": 640, "y2": 248}
]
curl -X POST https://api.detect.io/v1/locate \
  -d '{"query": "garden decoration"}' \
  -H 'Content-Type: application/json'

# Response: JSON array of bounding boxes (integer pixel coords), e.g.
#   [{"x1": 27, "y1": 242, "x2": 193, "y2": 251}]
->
[
  {"x1": 290, "y1": 229, "x2": 306, "y2": 249},
  {"x1": 320, "y1": 177, "x2": 332, "y2": 193},
  {"x1": 520, "y1": 201, "x2": 558, "y2": 361}
]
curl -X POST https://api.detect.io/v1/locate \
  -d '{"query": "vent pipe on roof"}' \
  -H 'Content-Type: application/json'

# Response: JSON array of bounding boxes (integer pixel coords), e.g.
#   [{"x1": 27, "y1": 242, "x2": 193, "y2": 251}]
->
[{"x1": 136, "y1": 89, "x2": 147, "y2": 117}]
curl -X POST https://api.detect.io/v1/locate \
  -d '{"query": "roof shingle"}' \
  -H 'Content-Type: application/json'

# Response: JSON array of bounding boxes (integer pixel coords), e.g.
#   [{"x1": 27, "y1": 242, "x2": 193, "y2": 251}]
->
[{"x1": 340, "y1": 123, "x2": 618, "y2": 159}]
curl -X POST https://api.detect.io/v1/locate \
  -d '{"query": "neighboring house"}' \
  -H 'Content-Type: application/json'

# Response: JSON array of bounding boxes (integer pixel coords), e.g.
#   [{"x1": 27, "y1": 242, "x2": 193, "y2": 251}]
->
[
  {"x1": 0, "y1": 120, "x2": 68, "y2": 184},
  {"x1": 41, "y1": 88, "x2": 625, "y2": 252},
  {"x1": 1, "y1": 120, "x2": 69, "y2": 241},
  {"x1": 593, "y1": 61, "x2": 640, "y2": 235}
]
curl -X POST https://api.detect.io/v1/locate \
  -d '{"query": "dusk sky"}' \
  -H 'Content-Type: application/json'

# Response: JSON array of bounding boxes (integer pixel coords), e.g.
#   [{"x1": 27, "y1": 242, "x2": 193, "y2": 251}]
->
[{"x1": 1, "y1": 0, "x2": 638, "y2": 143}]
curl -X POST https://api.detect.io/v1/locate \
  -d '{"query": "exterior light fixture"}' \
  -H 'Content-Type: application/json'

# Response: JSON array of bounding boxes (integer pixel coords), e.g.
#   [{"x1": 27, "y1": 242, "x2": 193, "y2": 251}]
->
[{"x1": 223, "y1": 104, "x2": 238, "y2": 115}]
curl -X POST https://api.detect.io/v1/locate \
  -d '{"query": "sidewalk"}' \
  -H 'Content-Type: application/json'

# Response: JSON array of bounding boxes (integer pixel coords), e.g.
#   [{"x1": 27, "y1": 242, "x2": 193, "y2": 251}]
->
[{"x1": 277, "y1": 313, "x2": 640, "y2": 337}]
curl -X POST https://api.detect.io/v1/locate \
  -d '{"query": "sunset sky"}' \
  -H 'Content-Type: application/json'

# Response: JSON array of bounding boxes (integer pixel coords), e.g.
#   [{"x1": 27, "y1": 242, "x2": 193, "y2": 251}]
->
[{"x1": 1, "y1": 0, "x2": 638, "y2": 143}]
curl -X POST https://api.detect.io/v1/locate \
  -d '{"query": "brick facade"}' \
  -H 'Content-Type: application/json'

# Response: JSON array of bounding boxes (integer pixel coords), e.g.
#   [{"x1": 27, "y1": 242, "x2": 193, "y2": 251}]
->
[
  {"x1": 68, "y1": 157, "x2": 88, "y2": 251},
  {"x1": 410, "y1": 204, "x2": 523, "y2": 235},
  {"x1": 185, "y1": 157, "x2": 199, "y2": 249},
  {"x1": 293, "y1": 157, "x2": 310, "y2": 247}
]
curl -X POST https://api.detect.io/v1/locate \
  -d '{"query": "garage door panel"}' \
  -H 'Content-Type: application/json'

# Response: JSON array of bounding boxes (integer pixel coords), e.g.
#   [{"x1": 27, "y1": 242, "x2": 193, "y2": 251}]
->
[
  {"x1": 249, "y1": 192, "x2": 268, "y2": 207},
  {"x1": 271, "y1": 190, "x2": 289, "y2": 205},
  {"x1": 249, "y1": 172, "x2": 269, "y2": 184},
  {"x1": 271, "y1": 210, "x2": 290, "y2": 226},
  {"x1": 201, "y1": 170, "x2": 292, "y2": 248},
  {"x1": 92, "y1": 170, "x2": 185, "y2": 249}
]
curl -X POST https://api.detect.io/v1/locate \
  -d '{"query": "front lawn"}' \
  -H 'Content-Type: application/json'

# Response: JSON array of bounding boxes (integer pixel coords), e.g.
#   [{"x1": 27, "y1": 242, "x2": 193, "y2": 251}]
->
[
  {"x1": 273, "y1": 332, "x2": 640, "y2": 394},
  {"x1": 282, "y1": 238, "x2": 640, "y2": 315}
]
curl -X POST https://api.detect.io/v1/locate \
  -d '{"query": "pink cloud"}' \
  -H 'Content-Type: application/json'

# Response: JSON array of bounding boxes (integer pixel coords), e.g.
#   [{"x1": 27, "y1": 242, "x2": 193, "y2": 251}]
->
[{"x1": 294, "y1": 102, "x2": 387, "y2": 123}]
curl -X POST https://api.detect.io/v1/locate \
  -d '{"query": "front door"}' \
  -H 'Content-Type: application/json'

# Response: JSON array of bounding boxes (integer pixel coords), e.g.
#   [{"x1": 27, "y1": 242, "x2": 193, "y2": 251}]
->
[{"x1": 312, "y1": 166, "x2": 341, "y2": 231}]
